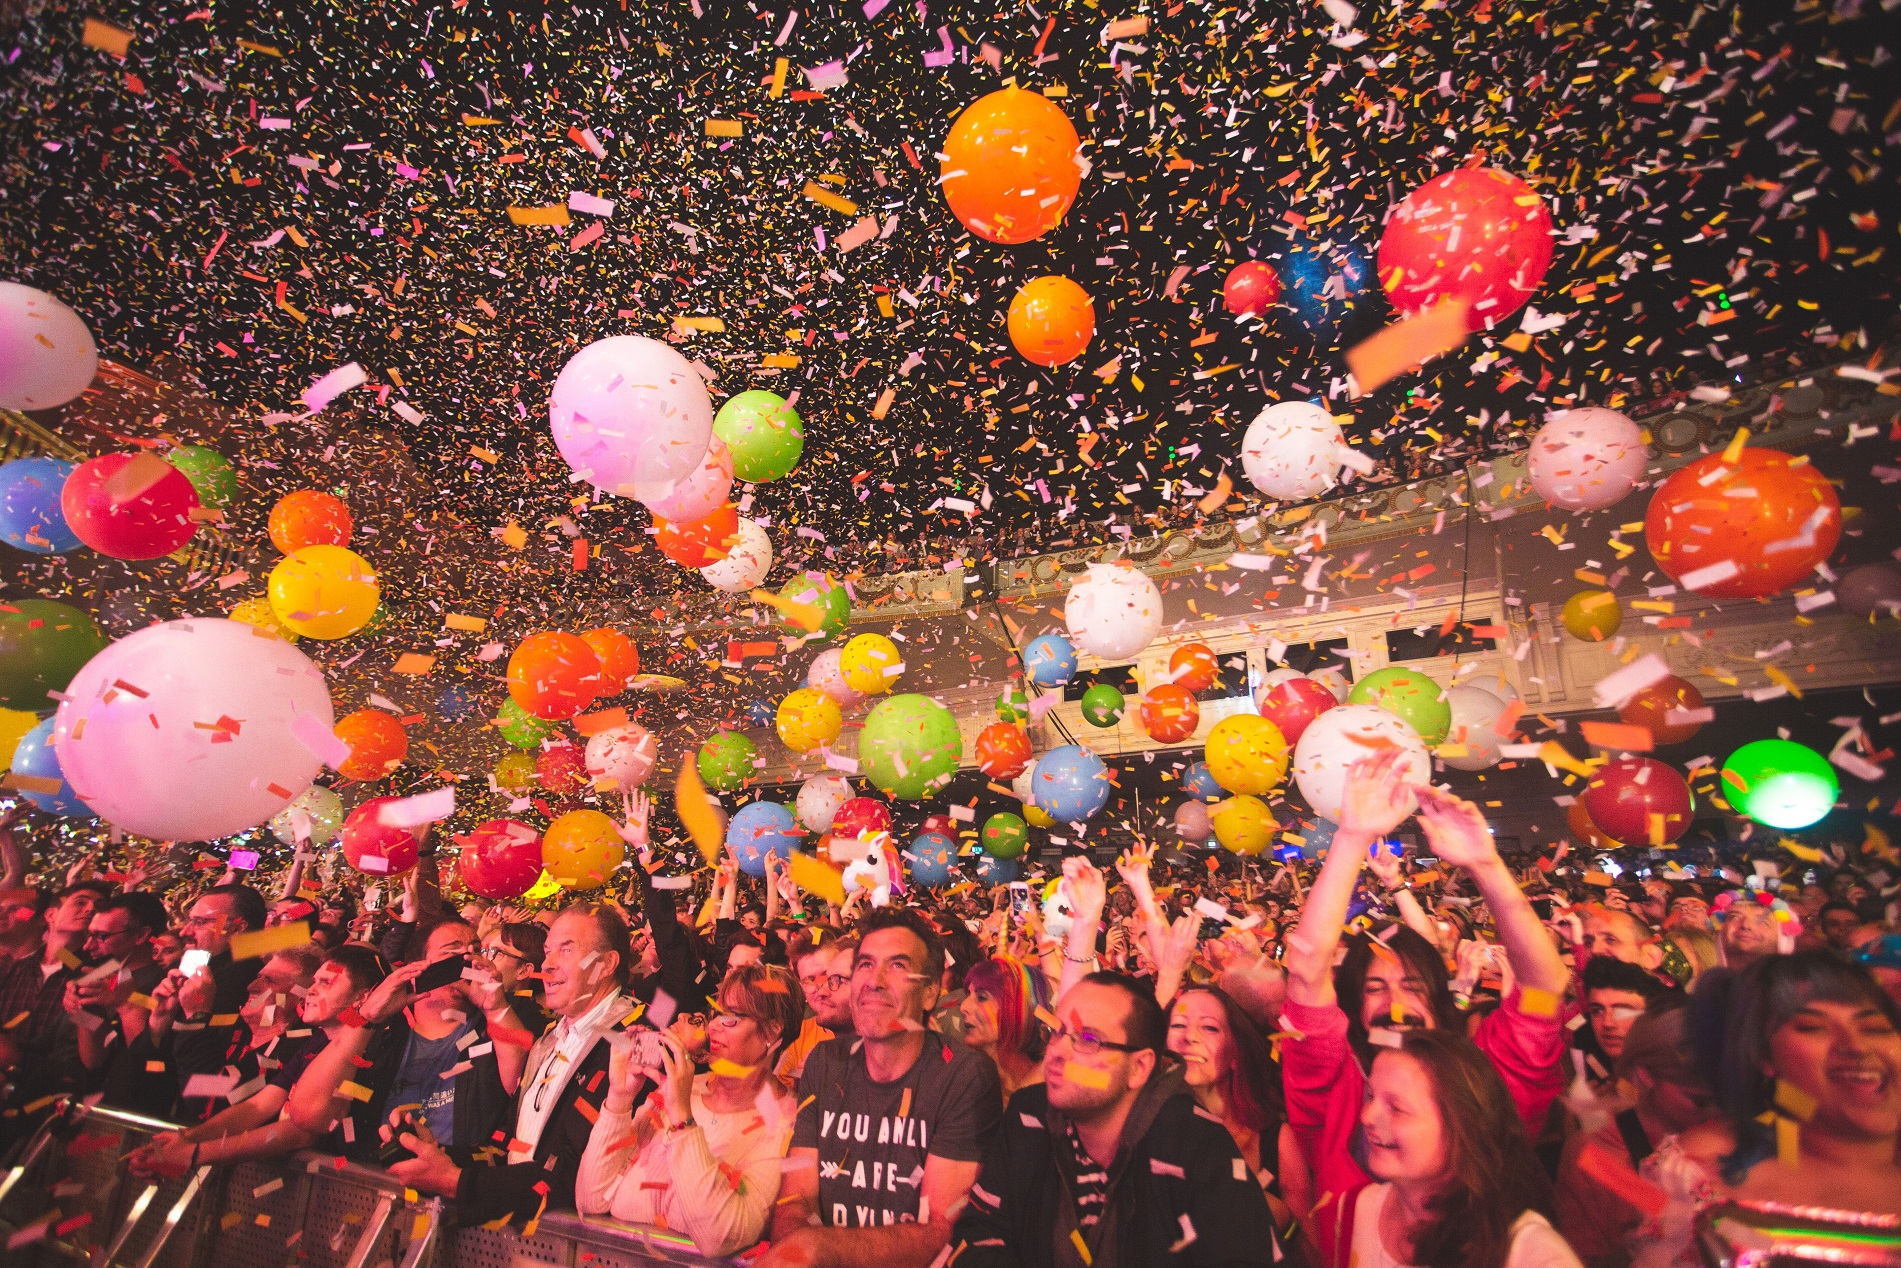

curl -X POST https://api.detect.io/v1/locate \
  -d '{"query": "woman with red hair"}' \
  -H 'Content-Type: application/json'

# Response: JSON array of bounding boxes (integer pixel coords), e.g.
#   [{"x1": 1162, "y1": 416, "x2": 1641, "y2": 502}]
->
[{"x1": 959, "y1": 954, "x2": 1051, "y2": 1101}]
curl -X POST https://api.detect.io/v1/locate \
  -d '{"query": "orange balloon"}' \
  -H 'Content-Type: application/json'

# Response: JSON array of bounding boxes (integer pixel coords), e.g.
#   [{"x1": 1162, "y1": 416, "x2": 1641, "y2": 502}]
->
[
  {"x1": 1645, "y1": 448, "x2": 1841, "y2": 599},
  {"x1": 334, "y1": 708, "x2": 407, "y2": 782},
  {"x1": 268, "y1": 490, "x2": 352, "y2": 553},
  {"x1": 1618, "y1": 675, "x2": 1706, "y2": 746},
  {"x1": 1007, "y1": 276, "x2": 1095, "y2": 367},
  {"x1": 1169, "y1": 643, "x2": 1218, "y2": 694},
  {"x1": 582, "y1": 628, "x2": 641, "y2": 692},
  {"x1": 655, "y1": 503, "x2": 740, "y2": 568},
  {"x1": 507, "y1": 632, "x2": 602, "y2": 721},
  {"x1": 975, "y1": 722, "x2": 1033, "y2": 780},
  {"x1": 940, "y1": 88, "x2": 1082, "y2": 245},
  {"x1": 1141, "y1": 684, "x2": 1201, "y2": 743},
  {"x1": 1567, "y1": 799, "x2": 1622, "y2": 850}
]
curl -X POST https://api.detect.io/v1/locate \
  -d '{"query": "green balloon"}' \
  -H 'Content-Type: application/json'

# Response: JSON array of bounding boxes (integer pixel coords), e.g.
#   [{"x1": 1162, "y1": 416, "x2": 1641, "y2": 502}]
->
[
  {"x1": 996, "y1": 686, "x2": 1029, "y2": 724},
  {"x1": 778, "y1": 573, "x2": 850, "y2": 641},
  {"x1": 166, "y1": 446, "x2": 238, "y2": 509},
  {"x1": 0, "y1": 599, "x2": 105, "y2": 711},
  {"x1": 495, "y1": 697, "x2": 555, "y2": 750},
  {"x1": 1347, "y1": 667, "x2": 1451, "y2": 745},
  {"x1": 714, "y1": 390, "x2": 805, "y2": 483},
  {"x1": 982, "y1": 811, "x2": 1028, "y2": 860},
  {"x1": 1080, "y1": 683, "x2": 1125, "y2": 728},
  {"x1": 860, "y1": 693, "x2": 962, "y2": 800},
  {"x1": 1722, "y1": 739, "x2": 1838, "y2": 830},
  {"x1": 698, "y1": 730, "x2": 758, "y2": 791}
]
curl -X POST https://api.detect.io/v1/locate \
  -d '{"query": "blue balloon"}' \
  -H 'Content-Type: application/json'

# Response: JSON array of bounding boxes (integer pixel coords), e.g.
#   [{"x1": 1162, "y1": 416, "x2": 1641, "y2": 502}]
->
[
  {"x1": 1277, "y1": 237, "x2": 1372, "y2": 333},
  {"x1": 1295, "y1": 819, "x2": 1337, "y2": 859},
  {"x1": 436, "y1": 683, "x2": 482, "y2": 724},
  {"x1": 12, "y1": 717, "x2": 90, "y2": 817},
  {"x1": 975, "y1": 854, "x2": 1019, "y2": 885},
  {"x1": 744, "y1": 699, "x2": 775, "y2": 728},
  {"x1": 0, "y1": 458, "x2": 81, "y2": 554},
  {"x1": 1182, "y1": 761, "x2": 1222, "y2": 803},
  {"x1": 1030, "y1": 745, "x2": 1110, "y2": 823},
  {"x1": 726, "y1": 800, "x2": 799, "y2": 876},
  {"x1": 906, "y1": 830, "x2": 957, "y2": 887},
  {"x1": 1022, "y1": 634, "x2": 1078, "y2": 689}
]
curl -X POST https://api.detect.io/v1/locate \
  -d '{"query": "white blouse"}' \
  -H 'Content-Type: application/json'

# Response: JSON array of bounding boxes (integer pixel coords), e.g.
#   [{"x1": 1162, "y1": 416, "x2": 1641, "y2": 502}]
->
[{"x1": 1351, "y1": 1183, "x2": 1585, "y2": 1268}]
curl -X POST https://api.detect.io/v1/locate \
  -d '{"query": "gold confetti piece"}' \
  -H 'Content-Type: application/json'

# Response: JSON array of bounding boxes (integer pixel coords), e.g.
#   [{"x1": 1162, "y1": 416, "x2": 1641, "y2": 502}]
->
[
  {"x1": 4, "y1": 773, "x2": 63, "y2": 795},
  {"x1": 461, "y1": 114, "x2": 501, "y2": 125},
  {"x1": 337, "y1": 1080, "x2": 373, "y2": 1102},
  {"x1": 675, "y1": 315, "x2": 727, "y2": 333},
  {"x1": 393, "y1": 654, "x2": 436, "y2": 675},
  {"x1": 229, "y1": 922, "x2": 311, "y2": 961},
  {"x1": 675, "y1": 761, "x2": 725, "y2": 867},
  {"x1": 235, "y1": 39, "x2": 283, "y2": 57},
  {"x1": 82, "y1": 18, "x2": 133, "y2": 57},
  {"x1": 444, "y1": 613, "x2": 487, "y2": 632},
  {"x1": 768, "y1": 57, "x2": 788, "y2": 97},
  {"x1": 709, "y1": 1058, "x2": 756, "y2": 1078},
  {"x1": 788, "y1": 852, "x2": 845, "y2": 906},
  {"x1": 751, "y1": 587, "x2": 823, "y2": 632},
  {"x1": 104, "y1": 452, "x2": 179, "y2": 504},
  {"x1": 802, "y1": 181, "x2": 858, "y2": 216},
  {"x1": 499, "y1": 522, "x2": 528, "y2": 550},
  {"x1": 762, "y1": 353, "x2": 802, "y2": 368},
  {"x1": 507, "y1": 205, "x2": 571, "y2": 227},
  {"x1": 1518, "y1": 987, "x2": 1559, "y2": 1018},
  {"x1": 1345, "y1": 300, "x2": 1472, "y2": 396},
  {"x1": 1721, "y1": 426, "x2": 1750, "y2": 464},
  {"x1": 1776, "y1": 1115, "x2": 1800, "y2": 1168},
  {"x1": 1538, "y1": 741, "x2": 1596, "y2": 779},
  {"x1": 1071, "y1": 1229, "x2": 1094, "y2": 1264},
  {"x1": 1773, "y1": 1080, "x2": 1817, "y2": 1123},
  {"x1": 705, "y1": 119, "x2": 743, "y2": 137}
]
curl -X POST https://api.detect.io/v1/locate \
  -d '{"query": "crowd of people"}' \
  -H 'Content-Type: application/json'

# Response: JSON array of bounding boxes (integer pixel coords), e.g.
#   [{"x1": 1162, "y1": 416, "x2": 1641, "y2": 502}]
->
[{"x1": 1, "y1": 762, "x2": 1898, "y2": 1268}]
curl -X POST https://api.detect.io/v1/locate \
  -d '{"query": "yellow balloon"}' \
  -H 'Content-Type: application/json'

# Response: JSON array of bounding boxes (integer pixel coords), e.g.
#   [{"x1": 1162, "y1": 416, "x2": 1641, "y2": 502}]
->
[
  {"x1": 229, "y1": 595, "x2": 299, "y2": 643},
  {"x1": 268, "y1": 544, "x2": 379, "y2": 640},
  {"x1": 493, "y1": 751, "x2": 536, "y2": 790},
  {"x1": 776, "y1": 687, "x2": 843, "y2": 754},
  {"x1": 840, "y1": 632, "x2": 901, "y2": 695},
  {"x1": 543, "y1": 809, "x2": 625, "y2": 889},
  {"x1": 1024, "y1": 803, "x2": 1056, "y2": 829},
  {"x1": 1562, "y1": 589, "x2": 1622, "y2": 641},
  {"x1": 524, "y1": 869, "x2": 565, "y2": 903},
  {"x1": 1211, "y1": 795, "x2": 1275, "y2": 855},
  {"x1": 0, "y1": 708, "x2": 37, "y2": 770},
  {"x1": 1204, "y1": 714, "x2": 1289, "y2": 796}
]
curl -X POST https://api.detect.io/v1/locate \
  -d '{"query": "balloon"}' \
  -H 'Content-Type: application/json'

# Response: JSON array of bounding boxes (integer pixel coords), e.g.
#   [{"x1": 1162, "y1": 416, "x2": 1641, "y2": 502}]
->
[
  {"x1": 493, "y1": 751, "x2": 536, "y2": 791},
  {"x1": 982, "y1": 811, "x2": 1028, "y2": 859},
  {"x1": 52, "y1": 618, "x2": 332, "y2": 840},
  {"x1": 543, "y1": 809, "x2": 625, "y2": 889},
  {"x1": 229, "y1": 595, "x2": 298, "y2": 643},
  {"x1": 727, "y1": 801, "x2": 800, "y2": 876},
  {"x1": 1024, "y1": 803, "x2": 1056, "y2": 830},
  {"x1": 713, "y1": 390, "x2": 804, "y2": 483},
  {"x1": 840, "y1": 633, "x2": 902, "y2": 695},
  {"x1": 268, "y1": 490, "x2": 352, "y2": 553},
  {"x1": 1212, "y1": 794, "x2": 1275, "y2": 855},
  {"x1": 1174, "y1": 799, "x2": 1213, "y2": 843},
  {"x1": 536, "y1": 742, "x2": 589, "y2": 800},
  {"x1": 269, "y1": 545, "x2": 379, "y2": 640},
  {"x1": 698, "y1": 730, "x2": 757, "y2": 791},
  {"x1": 796, "y1": 775, "x2": 852, "y2": 832},
  {"x1": 940, "y1": 88, "x2": 1082, "y2": 244},
  {"x1": 0, "y1": 282, "x2": 97, "y2": 409},
  {"x1": 458, "y1": 819, "x2": 543, "y2": 900},
  {"x1": 165, "y1": 446, "x2": 237, "y2": 509},
  {"x1": 1721, "y1": 739, "x2": 1838, "y2": 830},
  {"x1": 436, "y1": 684, "x2": 482, "y2": 724},
  {"x1": 341, "y1": 798, "x2": 421, "y2": 876},
  {"x1": 335, "y1": 709, "x2": 407, "y2": 781},
  {"x1": 656, "y1": 503, "x2": 741, "y2": 568},
  {"x1": 1378, "y1": 166, "x2": 1553, "y2": 330},
  {"x1": 1441, "y1": 686, "x2": 1507, "y2": 771},
  {"x1": 1568, "y1": 799, "x2": 1622, "y2": 850},
  {"x1": 976, "y1": 855, "x2": 1019, "y2": 885},
  {"x1": 903, "y1": 832, "x2": 956, "y2": 887},
  {"x1": 1204, "y1": 714, "x2": 1289, "y2": 795},
  {"x1": 700, "y1": 516, "x2": 773, "y2": 593},
  {"x1": 269, "y1": 785, "x2": 343, "y2": 847},
  {"x1": 860, "y1": 694, "x2": 962, "y2": 800},
  {"x1": 1309, "y1": 665, "x2": 1352, "y2": 702},
  {"x1": 582, "y1": 628, "x2": 641, "y2": 693},
  {"x1": 524, "y1": 870, "x2": 565, "y2": 903},
  {"x1": 1293, "y1": 705, "x2": 1430, "y2": 822},
  {"x1": 1181, "y1": 761, "x2": 1223, "y2": 803},
  {"x1": 1257, "y1": 677, "x2": 1336, "y2": 748},
  {"x1": 1838, "y1": 561, "x2": 1901, "y2": 620},
  {"x1": 1581, "y1": 756, "x2": 1694, "y2": 845},
  {"x1": 0, "y1": 598, "x2": 105, "y2": 711},
  {"x1": 1347, "y1": 667, "x2": 1451, "y2": 745},
  {"x1": 777, "y1": 573, "x2": 850, "y2": 640},
  {"x1": 507, "y1": 632, "x2": 602, "y2": 721},
  {"x1": 1007, "y1": 276, "x2": 1094, "y2": 367},
  {"x1": 494, "y1": 697, "x2": 556, "y2": 750},
  {"x1": 642, "y1": 434, "x2": 734, "y2": 524},
  {"x1": 777, "y1": 687, "x2": 844, "y2": 754},
  {"x1": 549, "y1": 336, "x2": 713, "y2": 499},
  {"x1": 975, "y1": 722, "x2": 1033, "y2": 780},
  {"x1": 0, "y1": 708, "x2": 38, "y2": 769},
  {"x1": 1618, "y1": 677, "x2": 1706, "y2": 747},
  {"x1": 1140, "y1": 685, "x2": 1200, "y2": 743},
  {"x1": 1022, "y1": 633, "x2": 1078, "y2": 689},
  {"x1": 62, "y1": 453, "x2": 199, "y2": 559},
  {"x1": 0, "y1": 457, "x2": 81, "y2": 553},
  {"x1": 1561, "y1": 590, "x2": 1622, "y2": 641},
  {"x1": 1280, "y1": 237, "x2": 1372, "y2": 332},
  {"x1": 12, "y1": 717, "x2": 89, "y2": 816},
  {"x1": 1222, "y1": 261, "x2": 1281, "y2": 319},
  {"x1": 1528, "y1": 409, "x2": 1646, "y2": 512},
  {"x1": 832, "y1": 796, "x2": 892, "y2": 843},
  {"x1": 996, "y1": 685, "x2": 1030, "y2": 724},
  {"x1": 1065, "y1": 563, "x2": 1163, "y2": 661},
  {"x1": 806, "y1": 646, "x2": 864, "y2": 706},
  {"x1": 1645, "y1": 448, "x2": 1841, "y2": 599},
  {"x1": 1241, "y1": 401, "x2": 1356, "y2": 501},
  {"x1": 1081, "y1": 683, "x2": 1126, "y2": 728},
  {"x1": 1169, "y1": 643, "x2": 1218, "y2": 694},
  {"x1": 586, "y1": 722, "x2": 657, "y2": 791},
  {"x1": 1292, "y1": 818, "x2": 1337, "y2": 859},
  {"x1": 1029, "y1": 745, "x2": 1110, "y2": 823}
]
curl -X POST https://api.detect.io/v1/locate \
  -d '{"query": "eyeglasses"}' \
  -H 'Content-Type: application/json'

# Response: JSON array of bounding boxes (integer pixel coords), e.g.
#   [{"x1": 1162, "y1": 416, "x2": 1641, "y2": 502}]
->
[
  {"x1": 1048, "y1": 1023, "x2": 1141, "y2": 1057},
  {"x1": 479, "y1": 946, "x2": 528, "y2": 964},
  {"x1": 709, "y1": 1008, "x2": 761, "y2": 1031}
]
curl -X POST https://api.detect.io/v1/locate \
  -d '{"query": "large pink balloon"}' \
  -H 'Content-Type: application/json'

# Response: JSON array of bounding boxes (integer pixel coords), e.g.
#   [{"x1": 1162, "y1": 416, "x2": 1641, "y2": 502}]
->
[
  {"x1": 52, "y1": 618, "x2": 333, "y2": 841},
  {"x1": 1528, "y1": 408, "x2": 1647, "y2": 512},
  {"x1": 0, "y1": 283, "x2": 98, "y2": 410},
  {"x1": 642, "y1": 434, "x2": 734, "y2": 523},
  {"x1": 585, "y1": 722, "x2": 657, "y2": 791},
  {"x1": 549, "y1": 336, "x2": 712, "y2": 499},
  {"x1": 1174, "y1": 799, "x2": 1213, "y2": 842}
]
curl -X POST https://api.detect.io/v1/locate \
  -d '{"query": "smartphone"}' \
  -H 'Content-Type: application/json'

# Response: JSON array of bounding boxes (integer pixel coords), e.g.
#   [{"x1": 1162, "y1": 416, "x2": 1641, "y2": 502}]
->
[
  {"x1": 630, "y1": 1029, "x2": 666, "y2": 1070},
  {"x1": 179, "y1": 948, "x2": 211, "y2": 977},
  {"x1": 412, "y1": 955, "x2": 470, "y2": 995},
  {"x1": 1008, "y1": 883, "x2": 1033, "y2": 920},
  {"x1": 379, "y1": 1110, "x2": 422, "y2": 1164}
]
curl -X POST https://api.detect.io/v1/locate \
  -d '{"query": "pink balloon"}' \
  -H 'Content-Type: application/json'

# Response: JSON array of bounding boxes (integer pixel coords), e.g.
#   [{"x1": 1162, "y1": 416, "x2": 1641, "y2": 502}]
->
[
  {"x1": 1174, "y1": 799, "x2": 1213, "y2": 842},
  {"x1": 549, "y1": 336, "x2": 712, "y2": 498},
  {"x1": 1222, "y1": 261, "x2": 1282, "y2": 318},
  {"x1": 1528, "y1": 408, "x2": 1647, "y2": 512},
  {"x1": 642, "y1": 434, "x2": 734, "y2": 523},
  {"x1": 585, "y1": 722, "x2": 657, "y2": 791},
  {"x1": 62, "y1": 453, "x2": 199, "y2": 560},
  {"x1": 459, "y1": 819, "x2": 544, "y2": 899}
]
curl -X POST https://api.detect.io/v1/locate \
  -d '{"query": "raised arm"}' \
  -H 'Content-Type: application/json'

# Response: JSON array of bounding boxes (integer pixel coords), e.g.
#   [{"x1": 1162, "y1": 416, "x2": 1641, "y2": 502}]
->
[
  {"x1": 1057, "y1": 857, "x2": 1105, "y2": 1002},
  {"x1": 1366, "y1": 843, "x2": 1438, "y2": 945}
]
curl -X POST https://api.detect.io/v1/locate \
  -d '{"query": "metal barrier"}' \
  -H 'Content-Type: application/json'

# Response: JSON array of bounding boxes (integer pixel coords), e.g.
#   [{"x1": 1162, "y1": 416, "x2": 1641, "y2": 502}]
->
[{"x1": 0, "y1": 1102, "x2": 734, "y2": 1268}]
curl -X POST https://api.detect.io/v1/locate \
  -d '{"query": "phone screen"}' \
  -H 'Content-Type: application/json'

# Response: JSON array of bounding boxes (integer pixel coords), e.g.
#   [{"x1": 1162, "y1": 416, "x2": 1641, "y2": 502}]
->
[
  {"x1": 412, "y1": 955, "x2": 471, "y2": 995},
  {"x1": 179, "y1": 948, "x2": 211, "y2": 977}
]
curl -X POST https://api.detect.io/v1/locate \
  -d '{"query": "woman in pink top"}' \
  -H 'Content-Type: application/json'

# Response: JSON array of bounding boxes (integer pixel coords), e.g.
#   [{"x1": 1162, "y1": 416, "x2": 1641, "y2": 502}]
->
[{"x1": 1281, "y1": 751, "x2": 1573, "y2": 1268}]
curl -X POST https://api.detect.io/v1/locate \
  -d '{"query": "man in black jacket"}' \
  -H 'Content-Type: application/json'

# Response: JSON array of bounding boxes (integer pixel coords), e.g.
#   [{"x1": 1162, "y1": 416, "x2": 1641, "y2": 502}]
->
[{"x1": 948, "y1": 973, "x2": 1275, "y2": 1268}]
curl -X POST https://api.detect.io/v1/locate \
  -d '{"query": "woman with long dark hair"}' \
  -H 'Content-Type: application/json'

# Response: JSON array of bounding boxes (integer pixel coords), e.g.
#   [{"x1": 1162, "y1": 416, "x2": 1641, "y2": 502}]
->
[{"x1": 958, "y1": 953, "x2": 1050, "y2": 1101}]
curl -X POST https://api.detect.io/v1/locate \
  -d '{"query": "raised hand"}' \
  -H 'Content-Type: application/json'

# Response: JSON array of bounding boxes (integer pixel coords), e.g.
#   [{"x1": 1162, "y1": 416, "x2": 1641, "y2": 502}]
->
[
  {"x1": 1413, "y1": 784, "x2": 1497, "y2": 870},
  {"x1": 1335, "y1": 749, "x2": 1419, "y2": 839},
  {"x1": 1365, "y1": 839, "x2": 1406, "y2": 891},
  {"x1": 1062, "y1": 856, "x2": 1106, "y2": 926},
  {"x1": 619, "y1": 789, "x2": 653, "y2": 865}
]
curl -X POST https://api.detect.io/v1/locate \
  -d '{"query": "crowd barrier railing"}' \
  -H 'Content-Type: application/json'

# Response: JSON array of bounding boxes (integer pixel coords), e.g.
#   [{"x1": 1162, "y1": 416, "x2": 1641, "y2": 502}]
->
[{"x1": 0, "y1": 1101, "x2": 736, "y2": 1268}]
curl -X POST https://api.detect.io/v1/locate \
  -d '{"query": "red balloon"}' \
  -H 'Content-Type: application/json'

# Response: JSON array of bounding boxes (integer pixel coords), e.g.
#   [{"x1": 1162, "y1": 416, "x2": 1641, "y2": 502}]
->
[
  {"x1": 975, "y1": 722, "x2": 1033, "y2": 780},
  {"x1": 582, "y1": 628, "x2": 641, "y2": 692},
  {"x1": 1259, "y1": 678, "x2": 1338, "y2": 748},
  {"x1": 655, "y1": 504, "x2": 741, "y2": 568},
  {"x1": 61, "y1": 453, "x2": 201, "y2": 559},
  {"x1": 831, "y1": 796, "x2": 892, "y2": 841},
  {"x1": 458, "y1": 818, "x2": 543, "y2": 899},
  {"x1": 1141, "y1": 684, "x2": 1200, "y2": 743},
  {"x1": 507, "y1": 632, "x2": 602, "y2": 720},
  {"x1": 536, "y1": 743, "x2": 589, "y2": 799},
  {"x1": 1567, "y1": 799, "x2": 1622, "y2": 850},
  {"x1": 920, "y1": 812, "x2": 955, "y2": 838},
  {"x1": 334, "y1": 709, "x2": 407, "y2": 782},
  {"x1": 1378, "y1": 166, "x2": 1553, "y2": 331},
  {"x1": 341, "y1": 797, "x2": 421, "y2": 876},
  {"x1": 1222, "y1": 261, "x2": 1282, "y2": 318},
  {"x1": 1644, "y1": 448, "x2": 1841, "y2": 600},
  {"x1": 1581, "y1": 756, "x2": 1694, "y2": 846},
  {"x1": 1618, "y1": 676, "x2": 1707, "y2": 747},
  {"x1": 1169, "y1": 643, "x2": 1219, "y2": 694}
]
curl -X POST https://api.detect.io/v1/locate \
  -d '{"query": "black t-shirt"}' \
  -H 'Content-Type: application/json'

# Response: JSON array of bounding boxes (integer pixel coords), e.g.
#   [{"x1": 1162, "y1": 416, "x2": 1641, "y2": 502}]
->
[{"x1": 792, "y1": 1032, "x2": 1000, "y2": 1229}]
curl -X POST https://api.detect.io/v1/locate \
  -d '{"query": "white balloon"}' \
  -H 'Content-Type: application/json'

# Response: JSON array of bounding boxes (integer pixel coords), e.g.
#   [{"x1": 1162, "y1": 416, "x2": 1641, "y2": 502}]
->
[
  {"x1": 1441, "y1": 685, "x2": 1506, "y2": 772},
  {"x1": 1293, "y1": 704, "x2": 1431, "y2": 822},
  {"x1": 1011, "y1": 766, "x2": 1038, "y2": 808},
  {"x1": 53, "y1": 618, "x2": 333, "y2": 841},
  {"x1": 0, "y1": 283, "x2": 98, "y2": 411},
  {"x1": 795, "y1": 775, "x2": 853, "y2": 832},
  {"x1": 1253, "y1": 666, "x2": 1307, "y2": 709},
  {"x1": 1527, "y1": 408, "x2": 1647, "y2": 512},
  {"x1": 548, "y1": 336, "x2": 712, "y2": 498},
  {"x1": 1309, "y1": 665, "x2": 1353, "y2": 702},
  {"x1": 806, "y1": 646, "x2": 865, "y2": 707},
  {"x1": 1065, "y1": 562, "x2": 1163, "y2": 661},
  {"x1": 585, "y1": 722, "x2": 657, "y2": 790},
  {"x1": 642, "y1": 434, "x2": 734, "y2": 522},
  {"x1": 1241, "y1": 401, "x2": 1352, "y2": 500},
  {"x1": 699, "y1": 517, "x2": 772, "y2": 592}
]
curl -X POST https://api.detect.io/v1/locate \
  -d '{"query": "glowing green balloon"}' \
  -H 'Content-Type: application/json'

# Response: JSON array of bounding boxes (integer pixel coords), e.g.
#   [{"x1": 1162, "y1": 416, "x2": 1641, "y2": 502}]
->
[
  {"x1": 1722, "y1": 739, "x2": 1838, "y2": 829},
  {"x1": 495, "y1": 697, "x2": 556, "y2": 750},
  {"x1": 1347, "y1": 666, "x2": 1451, "y2": 745},
  {"x1": 165, "y1": 446, "x2": 238, "y2": 509},
  {"x1": 778, "y1": 573, "x2": 850, "y2": 640},
  {"x1": 698, "y1": 730, "x2": 758, "y2": 792},
  {"x1": 1080, "y1": 683, "x2": 1125, "y2": 728},
  {"x1": 714, "y1": 390, "x2": 804, "y2": 483},
  {"x1": 0, "y1": 598, "x2": 105, "y2": 711},
  {"x1": 996, "y1": 686, "x2": 1029, "y2": 724},
  {"x1": 860, "y1": 693, "x2": 961, "y2": 800},
  {"x1": 981, "y1": 811, "x2": 1028, "y2": 859}
]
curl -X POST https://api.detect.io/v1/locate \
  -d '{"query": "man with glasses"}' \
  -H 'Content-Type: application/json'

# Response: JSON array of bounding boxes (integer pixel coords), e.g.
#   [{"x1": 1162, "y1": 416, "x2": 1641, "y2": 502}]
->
[
  {"x1": 948, "y1": 972, "x2": 1274, "y2": 1267},
  {"x1": 781, "y1": 931, "x2": 855, "y2": 1081}
]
